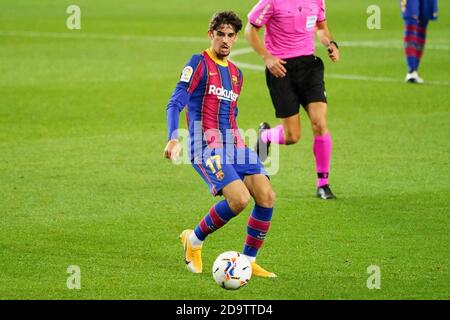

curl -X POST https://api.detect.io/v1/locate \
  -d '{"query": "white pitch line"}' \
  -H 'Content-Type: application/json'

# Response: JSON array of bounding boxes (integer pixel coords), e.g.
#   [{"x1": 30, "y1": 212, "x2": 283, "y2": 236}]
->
[
  {"x1": 325, "y1": 73, "x2": 450, "y2": 86},
  {"x1": 0, "y1": 30, "x2": 206, "y2": 43},
  {"x1": 1, "y1": 31, "x2": 448, "y2": 86},
  {"x1": 1, "y1": 31, "x2": 449, "y2": 50},
  {"x1": 231, "y1": 61, "x2": 450, "y2": 86},
  {"x1": 230, "y1": 48, "x2": 450, "y2": 86},
  {"x1": 339, "y1": 40, "x2": 450, "y2": 51}
]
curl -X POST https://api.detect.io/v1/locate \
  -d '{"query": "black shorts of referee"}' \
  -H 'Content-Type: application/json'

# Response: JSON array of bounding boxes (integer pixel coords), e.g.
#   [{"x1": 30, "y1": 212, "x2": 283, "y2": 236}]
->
[{"x1": 265, "y1": 55, "x2": 327, "y2": 118}]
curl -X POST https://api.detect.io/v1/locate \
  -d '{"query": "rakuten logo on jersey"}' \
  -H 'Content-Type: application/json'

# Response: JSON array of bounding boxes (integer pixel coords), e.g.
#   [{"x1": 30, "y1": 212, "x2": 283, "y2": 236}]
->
[{"x1": 208, "y1": 85, "x2": 238, "y2": 102}]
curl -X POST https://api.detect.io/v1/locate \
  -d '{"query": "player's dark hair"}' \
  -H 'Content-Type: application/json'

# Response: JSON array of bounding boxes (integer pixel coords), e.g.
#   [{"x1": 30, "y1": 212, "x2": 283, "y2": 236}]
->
[{"x1": 209, "y1": 11, "x2": 243, "y2": 33}]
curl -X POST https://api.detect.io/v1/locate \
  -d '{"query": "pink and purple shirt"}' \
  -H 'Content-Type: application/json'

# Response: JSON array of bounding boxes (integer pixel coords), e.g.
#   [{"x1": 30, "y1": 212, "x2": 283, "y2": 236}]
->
[{"x1": 248, "y1": 0, "x2": 326, "y2": 59}]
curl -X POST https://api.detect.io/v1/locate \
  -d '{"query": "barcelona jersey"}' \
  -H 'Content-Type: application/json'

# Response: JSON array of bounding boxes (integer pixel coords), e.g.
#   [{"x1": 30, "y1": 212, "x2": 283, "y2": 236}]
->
[
  {"x1": 166, "y1": 49, "x2": 267, "y2": 195},
  {"x1": 166, "y1": 48, "x2": 245, "y2": 160}
]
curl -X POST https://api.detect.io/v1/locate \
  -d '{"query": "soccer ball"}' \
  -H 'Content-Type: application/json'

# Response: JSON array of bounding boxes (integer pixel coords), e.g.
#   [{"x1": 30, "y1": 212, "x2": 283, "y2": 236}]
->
[{"x1": 212, "y1": 251, "x2": 252, "y2": 290}]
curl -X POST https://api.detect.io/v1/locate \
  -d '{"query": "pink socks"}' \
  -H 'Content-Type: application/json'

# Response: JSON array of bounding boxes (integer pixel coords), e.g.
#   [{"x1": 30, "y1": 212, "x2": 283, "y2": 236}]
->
[
  {"x1": 261, "y1": 125, "x2": 285, "y2": 144},
  {"x1": 313, "y1": 133, "x2": 332, "y2": 187},
  {"x1": 261, "y1": 125, "x2": 332, "y2": 187}
]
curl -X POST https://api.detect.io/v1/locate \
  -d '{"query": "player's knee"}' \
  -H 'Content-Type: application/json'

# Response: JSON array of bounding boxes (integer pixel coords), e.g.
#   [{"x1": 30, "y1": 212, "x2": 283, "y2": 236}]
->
[
  {"x1": 269, "y1": 189, "x2": 276, "y2": 205},
  {"x1": 265, "y1": 189, "x2": 276, "y2": 207},
  {"x1": 256, "y1": 188, "x2": 276, "y2": 208},
  {"x1": 230, "y1": 192, "x2": 251, "y2": 214},
  {"x1": 285, "y1": 133, "x2": 300, "y2": 145},
  {"x1": 312, "y1": 119, "x2": 327, "y2": 136}
]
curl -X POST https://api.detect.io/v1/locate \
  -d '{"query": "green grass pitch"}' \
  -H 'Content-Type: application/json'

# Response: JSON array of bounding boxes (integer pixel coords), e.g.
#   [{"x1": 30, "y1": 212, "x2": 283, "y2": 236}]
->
[{"x1": 0, "y1": 0, "x2": 449, "y2": 299}]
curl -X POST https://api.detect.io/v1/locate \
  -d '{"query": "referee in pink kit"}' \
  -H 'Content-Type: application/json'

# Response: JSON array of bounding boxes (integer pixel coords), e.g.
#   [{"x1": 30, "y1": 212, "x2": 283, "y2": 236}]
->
[{"x1": 245, "y1": 0, "x2": 340, "y2": 199}]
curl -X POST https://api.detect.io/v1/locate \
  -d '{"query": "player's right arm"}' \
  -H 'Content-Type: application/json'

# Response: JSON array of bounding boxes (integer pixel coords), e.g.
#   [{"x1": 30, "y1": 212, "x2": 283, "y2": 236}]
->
[
  {"x1": 164, "y1": 55, "x2": 204, "y2": 160},
  {"x1": 245, "y1": 0, "x2": 287, "y2": 78},
  {"x1": 164, "y1": 139, "x2": 181, "y2": 160}
]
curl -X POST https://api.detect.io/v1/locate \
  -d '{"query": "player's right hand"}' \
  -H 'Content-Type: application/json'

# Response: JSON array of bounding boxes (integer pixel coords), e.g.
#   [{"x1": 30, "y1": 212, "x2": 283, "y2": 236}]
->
[
  {"x1": 164, "y1": 139, "x2": 181, "y2": 161},
  {"x1": 264, "y1": 55, "x2": 287, "y2": 78}
]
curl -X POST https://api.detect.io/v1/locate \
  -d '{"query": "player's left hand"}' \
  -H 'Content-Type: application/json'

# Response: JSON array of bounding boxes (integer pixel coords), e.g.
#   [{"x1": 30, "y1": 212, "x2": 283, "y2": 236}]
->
[{"x1": 327, "y1": 44, "x2": 340, "y2": 62}]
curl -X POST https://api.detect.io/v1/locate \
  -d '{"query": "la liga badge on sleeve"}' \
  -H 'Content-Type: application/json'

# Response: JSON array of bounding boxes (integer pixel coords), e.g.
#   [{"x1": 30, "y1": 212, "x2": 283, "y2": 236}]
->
[{"x1": 180, "y1": 66, "x2": 193, "y2": 83}]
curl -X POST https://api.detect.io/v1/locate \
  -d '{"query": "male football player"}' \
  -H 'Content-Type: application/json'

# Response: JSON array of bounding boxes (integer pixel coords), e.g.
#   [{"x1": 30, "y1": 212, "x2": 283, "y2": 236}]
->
[
  {"x1": 164, "y1": 11, "x2": 276, "y2": 277},
  {"x1": 401, "y1": 0, "x2": 438, "y2": 83}
]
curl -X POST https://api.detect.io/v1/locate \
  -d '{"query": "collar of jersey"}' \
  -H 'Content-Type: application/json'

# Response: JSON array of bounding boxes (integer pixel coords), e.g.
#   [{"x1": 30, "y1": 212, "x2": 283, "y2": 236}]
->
[{"x1": 205, "y1": 48, "x2": 228, "y2": 67}]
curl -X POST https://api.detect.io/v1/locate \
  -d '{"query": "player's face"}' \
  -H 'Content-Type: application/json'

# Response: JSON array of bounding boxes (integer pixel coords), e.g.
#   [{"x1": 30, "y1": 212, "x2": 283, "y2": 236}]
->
[{"x1": 208, "y1": 24, "x2": 237, "y2": 59}]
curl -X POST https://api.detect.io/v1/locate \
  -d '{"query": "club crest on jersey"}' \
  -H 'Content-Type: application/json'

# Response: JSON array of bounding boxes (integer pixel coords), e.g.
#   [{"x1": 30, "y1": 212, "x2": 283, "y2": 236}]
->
[
  {"x1": 208, "y1": 84, "x2": 238, "y2": 102},
  {"x1": 215, "y1": 170, "x2": 225, "y2": 181},
  {"x1": 232, "y1": 75, "x2": 238, "y2": 85},
  {"x1": 180, "y1": 66, "x2": 193, "y2": 83}
]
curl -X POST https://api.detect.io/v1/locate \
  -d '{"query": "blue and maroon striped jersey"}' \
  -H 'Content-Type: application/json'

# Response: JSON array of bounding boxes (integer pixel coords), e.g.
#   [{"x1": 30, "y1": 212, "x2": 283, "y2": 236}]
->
[{"x1": 166, "y1": 49, "x2": 245, "y2": 159}]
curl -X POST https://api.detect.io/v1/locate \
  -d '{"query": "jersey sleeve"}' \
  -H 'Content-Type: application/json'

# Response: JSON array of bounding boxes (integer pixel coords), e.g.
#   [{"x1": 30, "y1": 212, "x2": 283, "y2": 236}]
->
[
  {"x1": 318, "y1": 0, "x2": 326, "y2": 22},
  {"x1": 248, "y1": 0, "x2": 274, "y2": 28},
  {"x1": 166, "y1": 54, "x2": 204, "y2": 140}
]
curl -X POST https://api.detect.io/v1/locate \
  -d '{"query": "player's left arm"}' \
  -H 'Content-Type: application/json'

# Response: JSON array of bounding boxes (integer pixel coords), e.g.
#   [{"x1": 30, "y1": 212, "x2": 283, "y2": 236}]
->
[{"x1": 316, "y1": 20, "x2": 340, "y2": 62}]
